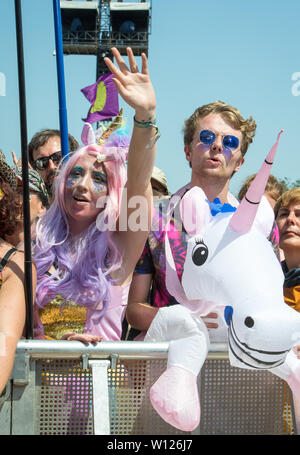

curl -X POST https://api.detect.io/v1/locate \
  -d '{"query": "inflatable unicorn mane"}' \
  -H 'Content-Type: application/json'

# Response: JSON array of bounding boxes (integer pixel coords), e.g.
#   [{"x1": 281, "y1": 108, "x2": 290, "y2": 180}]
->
[{"x1": 145, "y1": 131, "x2": 300, "y2": 431}]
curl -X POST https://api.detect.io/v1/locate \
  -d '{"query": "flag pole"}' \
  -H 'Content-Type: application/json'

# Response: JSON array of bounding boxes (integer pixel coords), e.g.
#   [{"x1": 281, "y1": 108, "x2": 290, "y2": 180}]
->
[
  {"x1": 14, "y1": 0, "x2": 34, "y2": 339},
  {"x1": 53, "y1": 0, "x2": 69, "y2": 160}
]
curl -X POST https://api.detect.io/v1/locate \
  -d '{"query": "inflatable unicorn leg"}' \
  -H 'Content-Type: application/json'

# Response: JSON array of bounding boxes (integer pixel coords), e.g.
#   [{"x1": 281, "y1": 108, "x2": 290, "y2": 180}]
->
[{"x1": 145, "y1": 305, "x2": 209, "y2": 431}]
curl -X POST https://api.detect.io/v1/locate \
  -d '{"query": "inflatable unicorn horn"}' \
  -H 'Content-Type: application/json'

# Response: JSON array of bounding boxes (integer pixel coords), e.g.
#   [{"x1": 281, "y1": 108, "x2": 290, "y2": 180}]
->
[
  {"x1": 145, "y1": 130, "x2": 300, "y2": 432},
  {"x1": 230, "y1": 129, "x2": 284, "y2": 234}
]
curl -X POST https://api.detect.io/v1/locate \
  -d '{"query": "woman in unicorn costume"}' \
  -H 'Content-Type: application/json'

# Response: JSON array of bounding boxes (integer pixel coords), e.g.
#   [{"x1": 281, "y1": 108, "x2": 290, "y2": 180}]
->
[
  {"x1": 145, "y1": 131, "x2": 300, "y2": 432},
  {"x1": 33, "y1": 47, "x2": 158, "y2": 342}
]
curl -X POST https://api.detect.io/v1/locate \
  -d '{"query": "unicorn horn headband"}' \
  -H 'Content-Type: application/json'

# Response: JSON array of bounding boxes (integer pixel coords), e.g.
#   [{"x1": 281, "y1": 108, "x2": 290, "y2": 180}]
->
[
  {"x1": 80, "y1": 108, "x2": 130, "y2": 163},
  {"x1": 98, "y1": 108, "x2": 124, "y2": 145}
]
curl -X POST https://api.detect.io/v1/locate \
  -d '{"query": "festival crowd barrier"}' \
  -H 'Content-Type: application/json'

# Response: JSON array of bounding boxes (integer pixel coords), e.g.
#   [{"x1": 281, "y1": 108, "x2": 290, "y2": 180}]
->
[{"x1": 0, "y1": 340, "x2": 296, "y2": 435}]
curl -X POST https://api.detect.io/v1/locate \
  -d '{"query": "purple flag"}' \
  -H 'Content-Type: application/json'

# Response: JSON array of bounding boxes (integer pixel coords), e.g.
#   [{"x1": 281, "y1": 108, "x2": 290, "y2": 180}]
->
[{"x1": 81, "y1": 73, "x2": 119, "y2": 123}]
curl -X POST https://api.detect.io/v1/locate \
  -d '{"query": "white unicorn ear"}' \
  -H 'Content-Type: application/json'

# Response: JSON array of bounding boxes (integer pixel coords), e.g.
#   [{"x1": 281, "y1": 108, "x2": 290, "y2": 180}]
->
[
  {"x1": 253, "y1": 194, "x2": 275, "y2": 238},
  {"x1": 81, "y1": 122, "x2": 96, "y2": 145},
  {"x1": 180, "y1": 186, "x2": 211, "y2": 236}
]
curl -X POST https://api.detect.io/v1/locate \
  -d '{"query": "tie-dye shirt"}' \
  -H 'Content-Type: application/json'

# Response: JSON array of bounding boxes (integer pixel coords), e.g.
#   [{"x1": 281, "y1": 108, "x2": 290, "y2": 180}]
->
[
  {"x1": 134, "y1": 195, "x2": 280, "y2": 309},
  {"x1": 135, "y1": 196, "x2": 188, "y2": 308}
]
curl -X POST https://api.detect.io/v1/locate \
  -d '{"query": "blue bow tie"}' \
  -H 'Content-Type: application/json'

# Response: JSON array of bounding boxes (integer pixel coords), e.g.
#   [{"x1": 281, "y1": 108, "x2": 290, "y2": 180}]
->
[{"x1": 206, "y1": 198, "x2": 237, "y2": 217}]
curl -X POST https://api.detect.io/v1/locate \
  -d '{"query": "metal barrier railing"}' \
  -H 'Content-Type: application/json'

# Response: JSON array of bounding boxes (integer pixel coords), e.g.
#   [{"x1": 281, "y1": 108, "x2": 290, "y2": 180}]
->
[{"x1": 0, "y1": 340, "x2": 296, "y2": 435}]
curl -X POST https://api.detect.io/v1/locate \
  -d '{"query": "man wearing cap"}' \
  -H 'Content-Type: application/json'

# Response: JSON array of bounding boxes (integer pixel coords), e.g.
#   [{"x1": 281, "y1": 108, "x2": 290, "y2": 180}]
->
[
  {"x1": 151, "y1": 166, "x2": 169, "y2": 200},
  {"x1": 126, "y1": 101, "x2": 259, "y2": 340}
]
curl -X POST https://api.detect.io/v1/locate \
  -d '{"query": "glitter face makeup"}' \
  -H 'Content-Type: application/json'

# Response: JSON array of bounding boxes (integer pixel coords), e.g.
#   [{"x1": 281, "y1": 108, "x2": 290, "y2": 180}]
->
[
  {"x1": 66, "y1": 166, "x2": 107, "y2": 192},
  {"x1": 66, "y1": 166, "x2": 82, "y2": 188},
  {"x1": 64, "y1": 156, "x2": 108, "y2": 230},
  {"x1": 91, "y1": 170, "x2": 107, "y2": 194}
]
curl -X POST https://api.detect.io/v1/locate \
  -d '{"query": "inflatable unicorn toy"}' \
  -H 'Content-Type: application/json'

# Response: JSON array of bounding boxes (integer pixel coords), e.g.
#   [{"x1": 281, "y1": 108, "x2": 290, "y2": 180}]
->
[{"x1": 145, "y1": 131, "x2": 300, "y2": 431}]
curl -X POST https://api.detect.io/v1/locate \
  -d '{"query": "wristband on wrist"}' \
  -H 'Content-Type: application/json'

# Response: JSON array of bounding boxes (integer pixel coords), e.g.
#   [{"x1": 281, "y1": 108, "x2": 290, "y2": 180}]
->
[{"x1": 133, "y1": 116, "x2": 161, "y2": 141}]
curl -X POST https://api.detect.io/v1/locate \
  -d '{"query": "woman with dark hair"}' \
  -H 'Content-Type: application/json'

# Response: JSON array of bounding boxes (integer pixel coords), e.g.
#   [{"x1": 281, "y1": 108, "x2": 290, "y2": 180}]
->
[{"x1": 0, "y1": 151, "x2": 37, "y2": 394}]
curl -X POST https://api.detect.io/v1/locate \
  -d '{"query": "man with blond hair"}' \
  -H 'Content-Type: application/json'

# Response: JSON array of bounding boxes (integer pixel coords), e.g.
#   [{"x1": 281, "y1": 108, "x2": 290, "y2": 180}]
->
[{"x1": 125, "y1": 100, "x2": 258, "y2": 339}]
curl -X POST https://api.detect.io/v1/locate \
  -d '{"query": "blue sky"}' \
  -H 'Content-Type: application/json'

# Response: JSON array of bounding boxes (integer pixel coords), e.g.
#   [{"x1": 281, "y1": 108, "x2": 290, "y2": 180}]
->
[{"x1": 0, "y1": 0, "x2": 300, "y2": 197}]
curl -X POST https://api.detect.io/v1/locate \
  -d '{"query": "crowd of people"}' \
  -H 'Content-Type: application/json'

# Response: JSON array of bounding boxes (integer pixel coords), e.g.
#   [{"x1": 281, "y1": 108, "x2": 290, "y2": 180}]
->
[{"x1": 0, "y1": 47, "x2": 299, "y2": 412}]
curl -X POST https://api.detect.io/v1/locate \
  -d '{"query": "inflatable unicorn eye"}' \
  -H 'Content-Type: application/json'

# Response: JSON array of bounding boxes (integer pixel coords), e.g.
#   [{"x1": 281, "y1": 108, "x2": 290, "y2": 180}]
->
[
  {"x1": 192, "y1": 240, "x2": 208, "y2": 266},
  {"x1": 244, "y1": 316, "x2": 255, "y2": 328}
]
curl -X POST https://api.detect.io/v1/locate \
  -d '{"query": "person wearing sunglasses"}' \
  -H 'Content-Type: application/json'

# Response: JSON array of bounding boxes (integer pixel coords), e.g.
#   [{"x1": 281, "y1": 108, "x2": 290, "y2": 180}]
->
[
  {"x1": 28, "y1": 129, "x2": 79, "y2": 201},
  {"x1": 126, "y1": 100, "x2": 257, "y2": 341},
  {"x1": 183, "y1": 107, "x2": 252, "y2": 198}
]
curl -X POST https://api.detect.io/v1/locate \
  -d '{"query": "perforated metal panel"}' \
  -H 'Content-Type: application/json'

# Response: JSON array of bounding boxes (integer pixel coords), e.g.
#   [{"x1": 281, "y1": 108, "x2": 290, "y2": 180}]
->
[
  {"x1": 36, "y1": 358, "x2": 190, "y2": 435},
  {"x1": 3, "y1": 347, "x2": 295, "y2": 435},
  {"x1": 199, "y1": 358, "x2": 295, "y2": 435},
  {"x1": 38, "y1": 359, "x2": 93, "y2": 435}
]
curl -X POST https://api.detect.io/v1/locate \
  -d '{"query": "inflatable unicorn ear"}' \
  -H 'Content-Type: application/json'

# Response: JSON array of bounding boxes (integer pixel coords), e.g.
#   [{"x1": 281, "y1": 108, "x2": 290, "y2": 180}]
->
[{"x1": 179, "y1": 186, "x2": 211, "y2": 237}]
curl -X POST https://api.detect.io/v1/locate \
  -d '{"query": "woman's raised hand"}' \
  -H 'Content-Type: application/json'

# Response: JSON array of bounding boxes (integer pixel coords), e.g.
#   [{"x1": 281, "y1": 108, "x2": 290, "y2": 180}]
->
[{"x1": 104, "y1": 47, "x2": 156, "y2": 121}]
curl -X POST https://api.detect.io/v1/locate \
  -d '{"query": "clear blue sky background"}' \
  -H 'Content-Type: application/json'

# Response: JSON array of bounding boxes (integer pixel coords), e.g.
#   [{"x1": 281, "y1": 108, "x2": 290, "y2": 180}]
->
[{"x1": 0, "y1": 0, "x2": 299, "y2": 197}]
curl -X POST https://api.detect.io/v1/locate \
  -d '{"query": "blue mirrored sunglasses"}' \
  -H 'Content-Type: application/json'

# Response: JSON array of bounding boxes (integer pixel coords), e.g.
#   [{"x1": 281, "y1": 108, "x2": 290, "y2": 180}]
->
[{"x1": 199, "y1": 129, "x2": 239, "y2": 151}]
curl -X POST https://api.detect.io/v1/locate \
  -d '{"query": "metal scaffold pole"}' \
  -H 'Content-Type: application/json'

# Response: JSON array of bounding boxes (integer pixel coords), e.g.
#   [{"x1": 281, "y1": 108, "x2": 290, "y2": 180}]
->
[
  {"x1": 14, "y1": 0, "x2": 34, "y2": 339},
  {"x1": 53, "y1": 0, "x2": 69, "y2": 160}
]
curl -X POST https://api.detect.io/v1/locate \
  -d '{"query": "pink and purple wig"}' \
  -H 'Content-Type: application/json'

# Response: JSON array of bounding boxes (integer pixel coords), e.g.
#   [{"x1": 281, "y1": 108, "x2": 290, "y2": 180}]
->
[{"x1": 34, "y1": 134, "x2": 129, "y2": 316}]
